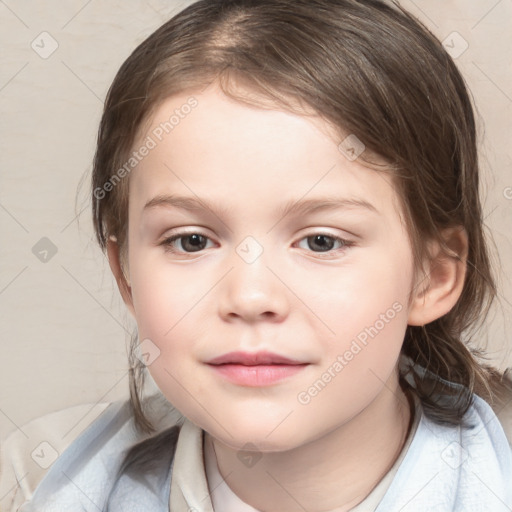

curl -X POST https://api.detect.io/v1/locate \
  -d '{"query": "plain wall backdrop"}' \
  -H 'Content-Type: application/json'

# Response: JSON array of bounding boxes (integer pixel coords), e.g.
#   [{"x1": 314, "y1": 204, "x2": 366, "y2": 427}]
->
[{"x1": 1, "y1": 0, "x2": 511, "y2": 442}]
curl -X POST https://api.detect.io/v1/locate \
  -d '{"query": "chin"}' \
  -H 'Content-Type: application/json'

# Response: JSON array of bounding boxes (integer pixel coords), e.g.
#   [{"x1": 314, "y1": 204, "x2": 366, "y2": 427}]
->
[{"x1": 206, "y1": 419, "x2": 304, "y2": 453}]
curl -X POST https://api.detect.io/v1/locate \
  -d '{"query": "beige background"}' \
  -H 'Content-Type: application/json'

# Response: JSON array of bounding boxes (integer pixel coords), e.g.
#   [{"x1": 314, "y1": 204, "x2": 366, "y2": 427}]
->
[{"x1": 1, "y1": 0, "x2": 511, "y2": 442}]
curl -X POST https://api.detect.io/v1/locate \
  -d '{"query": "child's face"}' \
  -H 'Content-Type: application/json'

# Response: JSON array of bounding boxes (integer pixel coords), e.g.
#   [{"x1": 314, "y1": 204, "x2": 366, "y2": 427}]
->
[{"x1": 123, "y1": 84, "x2": 417, "y2": 451}]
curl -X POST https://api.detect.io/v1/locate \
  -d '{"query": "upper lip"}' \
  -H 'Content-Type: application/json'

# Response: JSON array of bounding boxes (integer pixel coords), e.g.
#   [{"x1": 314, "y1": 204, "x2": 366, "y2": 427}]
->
[{"x1": 207, "y1": 351, "x2": 307, "y2": 366}]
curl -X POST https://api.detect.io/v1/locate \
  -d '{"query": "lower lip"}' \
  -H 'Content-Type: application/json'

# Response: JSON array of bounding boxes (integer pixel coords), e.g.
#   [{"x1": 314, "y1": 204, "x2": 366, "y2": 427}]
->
[{"x1": 208, "y1": 363, "x2": 308, "y2": 386}]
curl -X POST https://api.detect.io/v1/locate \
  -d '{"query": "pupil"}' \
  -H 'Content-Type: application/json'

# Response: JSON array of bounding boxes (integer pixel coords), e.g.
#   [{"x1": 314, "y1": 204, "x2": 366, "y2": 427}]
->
[
  {"x1": 310, "y1": 235, "x2": 333, "y2": 252},
  {"x1": 184, "y1": 234, "x2": 205, "y2": 251}
]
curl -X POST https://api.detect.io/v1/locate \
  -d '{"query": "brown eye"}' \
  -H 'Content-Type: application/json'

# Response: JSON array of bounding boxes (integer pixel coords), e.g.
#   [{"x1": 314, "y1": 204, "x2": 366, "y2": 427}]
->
[
  {"x1": 306, "y1": 234, "x2": 336, "y2": 252},
  {"x1": 161, "y1": 232, "x2": 212, "y2": 253},
  {"x1": 299, "y1": 233, "x2": 355, "y2": 257},
  {"x1": 297, "y1": 233, "x2": 353, "y2": 254}
]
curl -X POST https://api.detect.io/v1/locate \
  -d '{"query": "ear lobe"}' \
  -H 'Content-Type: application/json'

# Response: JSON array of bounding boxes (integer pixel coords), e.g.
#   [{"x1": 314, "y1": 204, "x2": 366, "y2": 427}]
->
[
  {"x1": 106, "y1": 236, "x2": 135, "y2": 317},
  {"x1": 407, "y1": 227, "x2": 468, "y2": 326}
]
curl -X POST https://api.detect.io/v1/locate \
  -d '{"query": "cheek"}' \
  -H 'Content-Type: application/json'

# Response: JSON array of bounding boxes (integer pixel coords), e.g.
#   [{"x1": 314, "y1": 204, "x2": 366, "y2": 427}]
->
[
  {"x1": 127, "y1": 251, "x2": 217, "y2": 390},
  {"x1": 128, "y1": 260, "x2": 206, "y2": 410},
  {"x1": 308, "y1": 246, "x2": 414, "y2": 344},
  {"x1": 295, "y1": 264, "x2": 412, "y2": 426},
  {"x1": 129, "y1": 248, "x2": 202, "y2": 338},
  {"x1": 301, "y1": 242, "x2": 414, "y2": 404}
]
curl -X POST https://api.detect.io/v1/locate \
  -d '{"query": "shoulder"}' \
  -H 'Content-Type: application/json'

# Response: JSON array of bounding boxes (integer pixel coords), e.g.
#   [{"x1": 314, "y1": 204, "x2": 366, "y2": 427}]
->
[
  {"x1": 486, "y1": 367, "x2": 512, "y2": 448},
  {"x1": 0, "y1": 393, "x2": 183, "y2": 512},
  {"x1": 0, "y1": 402, "x2": 110, "y2": 511},
  {"x1": 401, "y1": 354, "x2": 512, "y2": 448},
  {"x1": 378, "y1": 387, "x2": 512, "y2": 511}
]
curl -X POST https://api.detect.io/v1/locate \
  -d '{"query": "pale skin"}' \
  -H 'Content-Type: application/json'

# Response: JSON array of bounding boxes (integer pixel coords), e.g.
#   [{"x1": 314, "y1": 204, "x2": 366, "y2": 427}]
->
[{"x1": 107, "y1": 82, "x2": 468, "y2": 511}]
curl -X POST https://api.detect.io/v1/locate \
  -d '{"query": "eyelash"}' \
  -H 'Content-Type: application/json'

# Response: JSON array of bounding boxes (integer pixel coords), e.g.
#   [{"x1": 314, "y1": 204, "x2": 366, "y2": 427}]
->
[{"x1": 160, "y1": 230, "x2": 355, "y2": 258}]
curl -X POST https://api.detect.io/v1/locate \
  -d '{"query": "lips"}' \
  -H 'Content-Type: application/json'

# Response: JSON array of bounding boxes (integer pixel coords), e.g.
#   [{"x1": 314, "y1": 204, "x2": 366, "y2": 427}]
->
[
  {"x1": 206, "y1": 351, "x2": 309, "y2": 387},
  {"x1": 207, "y1": 350, "x2": 305, "y2": 366}
]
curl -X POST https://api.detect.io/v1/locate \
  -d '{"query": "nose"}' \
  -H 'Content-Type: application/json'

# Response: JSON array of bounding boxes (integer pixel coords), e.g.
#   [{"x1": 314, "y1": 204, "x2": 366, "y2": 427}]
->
[{"x1": 218, "y1": 245, "x2": 290, "y2": 324}]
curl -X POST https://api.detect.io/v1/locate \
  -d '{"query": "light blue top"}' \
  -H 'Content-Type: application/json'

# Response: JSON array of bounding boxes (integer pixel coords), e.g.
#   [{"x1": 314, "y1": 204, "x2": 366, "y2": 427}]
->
[{"x1": 17, "y1": 367, "x2": 512, "y2": 512}]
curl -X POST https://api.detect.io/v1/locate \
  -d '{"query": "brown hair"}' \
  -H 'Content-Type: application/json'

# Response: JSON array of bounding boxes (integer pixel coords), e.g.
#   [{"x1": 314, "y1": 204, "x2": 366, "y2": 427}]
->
[{"x1": 92, "y1": 0, "x2": 509, "y2": 436}]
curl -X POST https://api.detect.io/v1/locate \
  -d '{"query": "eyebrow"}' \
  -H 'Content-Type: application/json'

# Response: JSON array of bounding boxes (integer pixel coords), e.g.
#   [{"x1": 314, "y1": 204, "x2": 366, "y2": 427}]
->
[{"x1": 143, "y1": 194, "x2": 379, "y2": 218}]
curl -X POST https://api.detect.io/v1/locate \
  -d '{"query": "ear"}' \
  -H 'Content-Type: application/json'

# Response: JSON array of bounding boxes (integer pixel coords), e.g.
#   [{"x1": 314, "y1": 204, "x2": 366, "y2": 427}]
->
[
  {"x1": 106, "y1": 236, "x2": 135, "y2": 318},
  {"x1": 407, "y1": 227, "x2": 468, "y2": 326}
]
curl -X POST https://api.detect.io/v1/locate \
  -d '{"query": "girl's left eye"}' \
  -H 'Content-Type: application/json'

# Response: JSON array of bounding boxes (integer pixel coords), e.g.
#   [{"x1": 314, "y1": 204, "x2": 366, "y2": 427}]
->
[
  {"x1": 160, "y1": 231, "x2": 354, "y2": 256},
  {"x1": 295, "y1": 233, "x2": 354, "y2": 256}
]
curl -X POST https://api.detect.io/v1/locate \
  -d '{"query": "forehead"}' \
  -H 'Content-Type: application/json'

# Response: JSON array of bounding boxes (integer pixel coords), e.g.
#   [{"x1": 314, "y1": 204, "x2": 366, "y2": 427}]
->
[{"x1": 128, "y1": 85, "x2": 403, "y2": 225}]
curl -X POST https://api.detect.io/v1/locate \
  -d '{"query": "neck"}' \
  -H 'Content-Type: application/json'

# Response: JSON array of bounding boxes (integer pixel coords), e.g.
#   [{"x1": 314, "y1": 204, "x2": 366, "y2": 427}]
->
[{"x1": 207, "y1": 378, "x2": 413, "y2": 512}]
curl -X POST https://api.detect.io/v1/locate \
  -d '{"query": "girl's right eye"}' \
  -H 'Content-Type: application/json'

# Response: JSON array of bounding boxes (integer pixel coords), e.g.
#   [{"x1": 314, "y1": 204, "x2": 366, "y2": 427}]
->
[{"x1": 160, "y1": 232, "x2": 214, "y2": 254}]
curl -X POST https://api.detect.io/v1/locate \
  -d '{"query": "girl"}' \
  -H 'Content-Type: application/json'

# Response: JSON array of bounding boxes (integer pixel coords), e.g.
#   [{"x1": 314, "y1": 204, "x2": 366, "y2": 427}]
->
[{"x1": 7, "y1": 0, "x2": 512, "y2": 510}]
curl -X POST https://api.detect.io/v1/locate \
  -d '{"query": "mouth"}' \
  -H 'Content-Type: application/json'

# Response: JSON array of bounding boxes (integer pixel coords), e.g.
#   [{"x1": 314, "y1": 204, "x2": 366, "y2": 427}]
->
[
  {"x1": 206, "y1": 351, "x2": 309, "y2": 387},
  {"x1": 207, "y1": 350, "x2": 306, "y2": 366}
]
